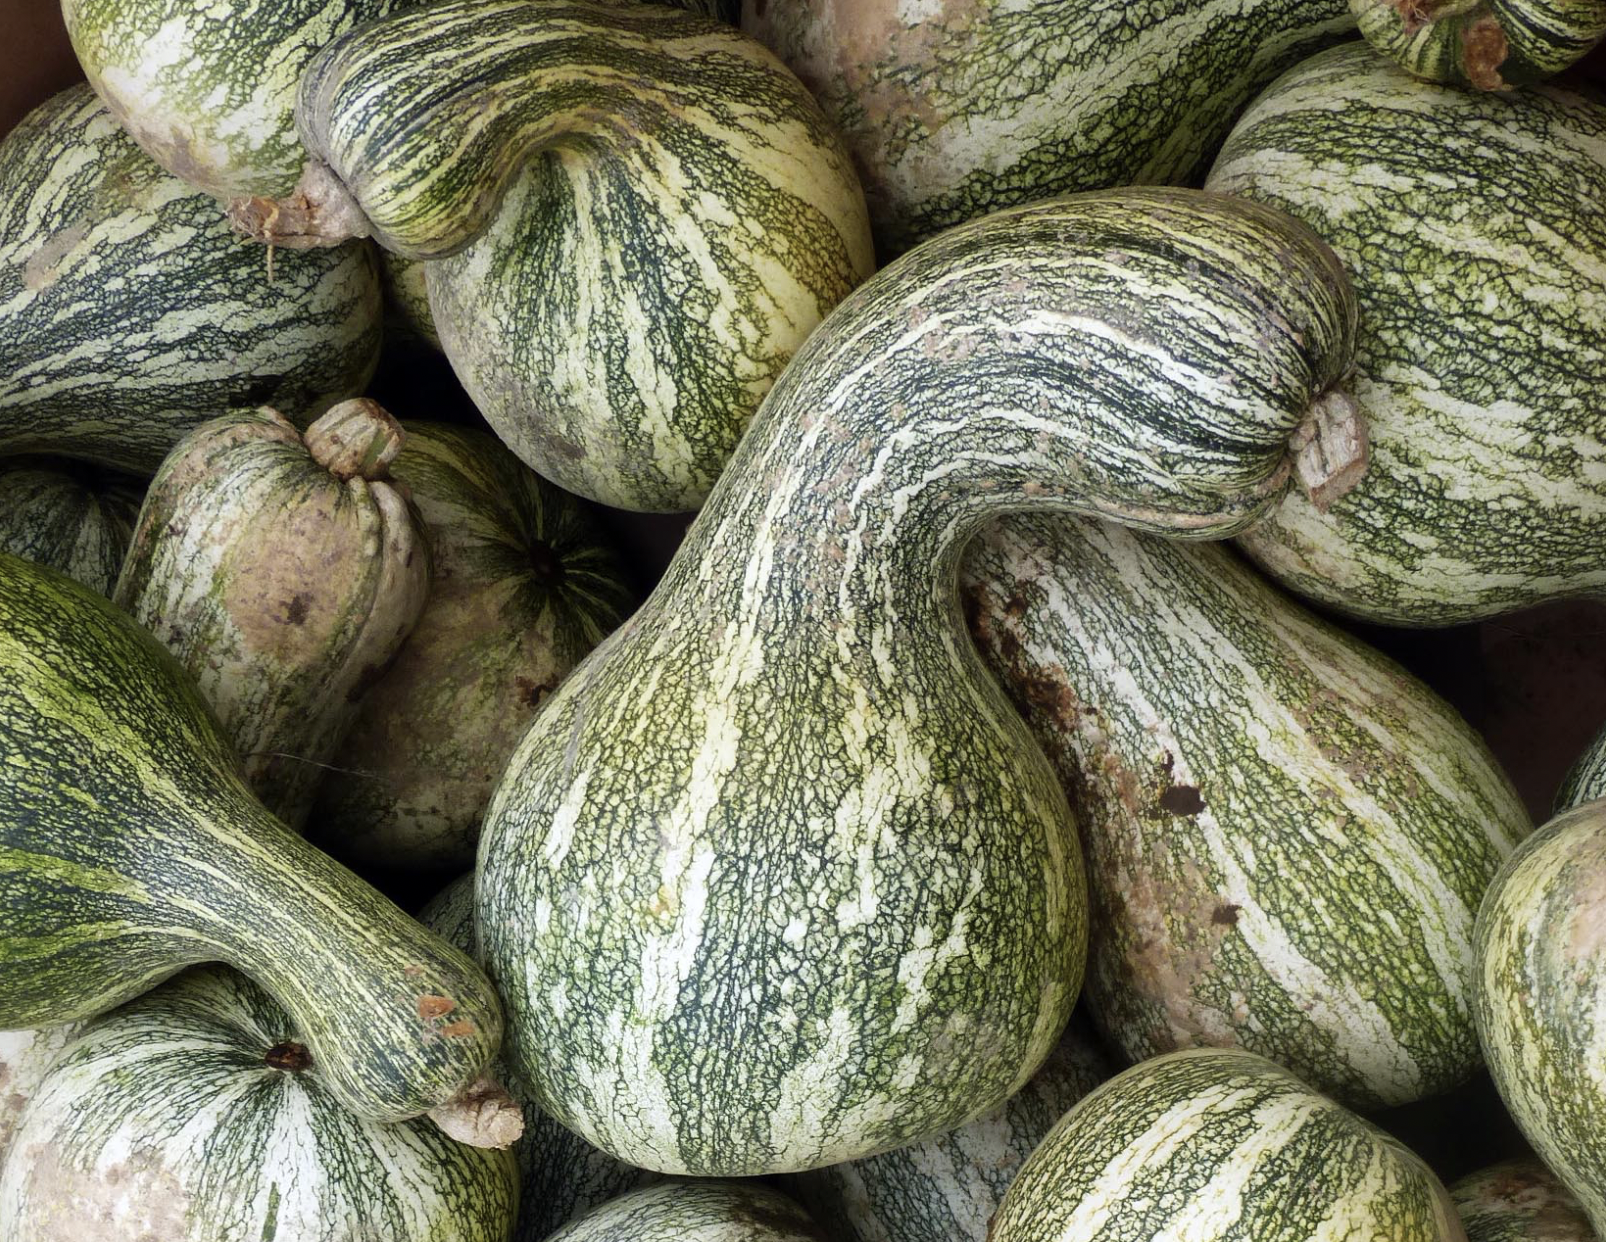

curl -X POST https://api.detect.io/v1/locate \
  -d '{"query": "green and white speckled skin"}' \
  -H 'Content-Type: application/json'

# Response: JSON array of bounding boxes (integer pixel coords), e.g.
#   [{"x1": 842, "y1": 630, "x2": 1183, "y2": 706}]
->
[
  {"x1": 790, "y1": 1014, "x2": 1111, "y2": 1242},
  {"x1": 0, "y1": 968, "x2": 517, "y2": 1242},
  {"x1": 278, "y1": 0, "x2": 873, "y2": 511},
  {"x1": 1556, "y1": 724, "x2": 1606, "y2": 811},
  {"x1": 0, "y1": 1025, "x2": 83, "y2": 1166},
  {"x1": 990, "y1": 1048, "x2": 1467, "y2": 1242},
  {"x1": 475, "y1": 187, "x2": 1360, "y2": 1177},
  {"x1": 0, "y1": 552, "x2": 505, "y2": 1126},
  {"x1": 742, "y1": 0, "x2": 1357, "y2": 255},
  {"x1": 0, "y1": 459, "x2": 142, "y2": 598},
  {"x1": 1207, "y1": 43, "x2": 1606, "y2": 626},
  {"x1": 1450, "y1": 1159, "x2": 1599, "y2": 1241},
  {"x1": 0, "y1": 87, "x2": 381, "y2": 476},
  {"x1": 1475, "y1": 799, "x2": 1606, "y2": 1238},
  {"x1": 962, "y1": 514, "x2": 1530, "y2": 1109},
  {"x1": 547, "y1": 1182, "x2": 825, "y2": 1242},
  {"x1": 1350, "y1": 0, "x2": 1606, "y2": 88}
]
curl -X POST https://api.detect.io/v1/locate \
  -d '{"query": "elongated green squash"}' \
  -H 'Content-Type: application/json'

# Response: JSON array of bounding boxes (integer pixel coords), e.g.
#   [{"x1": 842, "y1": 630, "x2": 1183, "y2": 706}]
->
[
  {"x1": 790, "y1": 1013, "x2": 1110, "y2": 1242},
  {"x1": 989, "y1": 1048, "x2": 1466, "y2": 1242},
  {"x1": 420, "y1": 875, "x2": 655, "y2": 1242},
  {"x1": 962, "y1": 514, "x2": 1529, "y2": 1108},
  {"x1": 114, "y1": 400, "x2": 431, "y2": 831},
  {"x1": 0, "y1": 86, "x2": 381, "y2": 476},
  {"x1": 475, "y1": 187, "x2": 1362, "y2": 1177},
  {"x1": 742, "y1": 0, "x2": 1356, "y2": 255},
  {"x1": 1475, "y1": 798, "x2": 1606, "y2": 1237},
  {"x1": 1450, "y1": 1159, "x2": 1599, "y2": 1241},
  {"x1": 233, "y1": 0, "x2": 874, "y2": 512},
  {"x1": 1350, "y1": 0, "x2": 1606, "y2": 88},
  {"x1": 548, "y1": 1182, "x2": 824, "y2": 1242},
  {"x1": 0, "y1": 967, "x2": 517, "y2": 1241},
  {"x1": 0, "y1": 552, "x2": 506, "y2": 1133},
  {"x1": 0, "y1": 458, "x2": 142, "y2": 597},
  {"x1": 310, "y1": 422, "x2": 632, "y2": 874},
  {"x1": 1206, "y1": 43, "x2": 1606, "y2": 625}
]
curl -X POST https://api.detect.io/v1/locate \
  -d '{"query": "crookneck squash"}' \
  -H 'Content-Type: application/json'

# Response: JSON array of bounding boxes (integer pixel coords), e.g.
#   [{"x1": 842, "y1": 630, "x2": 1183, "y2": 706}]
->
[
  {"x1": 0, "y1": 86, "x2": 381, "y2": 476},
  {"x1": 961, "y1": 514, "x2": 1529, "y2": 1109},
  {"x1": 988, "y1": 1048, "x2": 1466, "y2": 1242},
  {"x1": 0, "y1": 967, "x2": 518, "y2": 1241},
  {"x1": 310, "y1": 421, "x2": 632, "y2": 875},
  {"x1": 1475, "y1": 797, "x2": 1606, "y2": 1238},
  {"x1": 1349, "y1": 0, "x2": 1606, "y2": 88},
  {"x1": 1449, "y1": 1159, "x2": 1599, "y2": 1242},
  {"x1": 232, "y1": 0, "x2": 875, "y2": 512},
  {"x1": 0, "y1": 458, "x2": 143, "y2": 597},
  {"x1": 474, "y1": 186, "x2": 1363, "y2": 1177},
  {"x1": 114, "y1": 400, "x2": 431, "y2": 832},
  {"x1": 741, "y1": 0, "x2": 1356, "y2": 255},
  {"x1": 1206, "y1": 42, "x2": 1606, "y2": 625},
  {"x1": 0, "y1": 552, "x2": 508, "y2": 1137}
]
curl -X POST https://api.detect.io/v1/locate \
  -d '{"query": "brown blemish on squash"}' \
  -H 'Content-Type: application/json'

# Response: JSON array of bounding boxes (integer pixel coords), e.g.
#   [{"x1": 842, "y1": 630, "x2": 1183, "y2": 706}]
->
[
  {"x1": 417, "y1": 995, "x2": 457, "y2": 1021},
  {"x1": 1157, "y1": 784, "x2": 1206, "y2": 816},
  {"x1": 1462, "y1": 14, "x2": 1511, "y2": 90},
  {"x1": 439, "y1": 1020, "x2": 478, "y2": 1039},
  {"x1": 283, "y1": 594, "x2": 310, "y2": 626},
  {"x1": 21, "y1": 223, "x2": 90, "y2": 291},
  {"x1": 1212, "y1": 904, "x2": 1242, "y2": 927},
  {"x1": 263, "y1": 1041, "x2": 313, "y2": 1072},
  {"x1": 16, "y1": 1142, "x2": 190, "y2": 1240}
]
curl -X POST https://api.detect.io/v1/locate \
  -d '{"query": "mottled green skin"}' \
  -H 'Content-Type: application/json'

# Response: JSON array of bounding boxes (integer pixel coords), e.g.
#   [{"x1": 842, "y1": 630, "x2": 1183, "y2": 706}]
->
[
  {"x1": 1556, "y1": 724, "x2": 1606, "y2": 811},
  {"x1": 962, "y1": 514, "x2": 1529, "y2": 1109},
  {"x1": 1450, "y1": 1159, "x2": 1599, "y2": 1241},
  {"x1": 0, "y1": 552, "x2": 503, "y2": 1124},
  {"x1": 991, "y1": 1048, "x2": 1466, "y2": 1241},
  {"x1": 1352, "y1": 0, "x2": 1606, "y2": 87},
  {"x1": 789, "y1": 1013, "x2": 1111, "y2": 1242},
  {"x1": 548, "y1": 1182, "x2": 825, "y2": 1242},
  {"x1": 296, "y1": 0, "x2": 874, "y2": 510},
  {"x1": 420, "y1": 876, "x2": 655, "y2": 1242},
  {"x1": 311, "y1": 422, "x2": 632, "y2": 874},
  {"x1": 0, "y1": 458, "x2": 142, "y2": 597},
  {"x1": 476, "y1": 188, "x2": 1359, "y2": 1177},
  {"x1": 0, "y1": 87, "x2": 381, "y2": 476},
  {"x1": 1475, "y1": 800, "x2": 1606, "y2": 1238},
  {"x1": 0, "y1": 967, "x2": 517, "y2": 1241},
  {"x1": 1208, "y1": 44, "x2": 1606, "y2": 626},
  {"x1": 743, "y1": 0, "x2": 1356, "y2": 256}
]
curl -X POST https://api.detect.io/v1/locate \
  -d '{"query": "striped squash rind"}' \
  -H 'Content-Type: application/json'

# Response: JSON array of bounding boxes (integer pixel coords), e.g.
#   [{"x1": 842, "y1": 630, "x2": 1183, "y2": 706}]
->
[
  {"x1": 419, "y1": 875, "x2": 655, "y2": 1242},
  {"x1": 741, "y1": 0, "x2": 1357, "y2": 255},
  {"x1": 1474, "y1": 798, "x2": 1606, "y2": 1238},
  {"x1": 1350, "y1": 0, "x2": 1606, "y2": 88},
  {"x1": 547, "y1": 1181, "x2": 825, "y2": 1242},
  {"x1": 310, "y1": 421, "x2": 632, "y2": 874},
  {"x1": 0, "y1": 551, "x2": 504, "y2": 1125},
  {"x1": 475, "y1": 187, "x2": 1360, "y2": 1176},
  {"x1": 0, "y1": 458, "x2": 142, "y2": 597},
  {"x1": 0, "y1": 967, "x2": 517, "y2": 1241},
  {"x1": 113, "y1": 402, "x2": 431, "y2": 831},
  {"x1": 0, "y1": 86, "x2": 381, "y2": 477},
  {"x1": 961, "y1": 513, "x2": 1529, "y2": 1108},
  {"x1": 1206, "y1": 42, "x2": 1606, "y2": 626},
  {"x1": 1556, "y1": 724, "x2": 1606, "y2": 811},
  {"x1": 789, "y1": 1013, "x2": 1111, "y2": 1242},
  {"x1": 1450, "y1": 1159, "x2": 1599, "y2": 1241},
  {"x1": 991, "y1": 1047, "x2": 1467, "y2": 1242},
  {"x1": 274, "y1": 0, "x2": 874, "y2": 511}
]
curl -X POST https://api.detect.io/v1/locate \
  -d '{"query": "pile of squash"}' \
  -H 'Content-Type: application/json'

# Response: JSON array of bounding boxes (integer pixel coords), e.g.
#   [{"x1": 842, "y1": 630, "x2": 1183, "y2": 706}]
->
[{"x1": 1, "y1": 0, "x2": 1605, "y2": 1238}]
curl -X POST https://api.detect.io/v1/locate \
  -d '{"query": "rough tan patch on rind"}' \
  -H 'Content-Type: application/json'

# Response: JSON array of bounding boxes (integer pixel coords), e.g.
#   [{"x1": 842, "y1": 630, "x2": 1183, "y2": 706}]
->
[{"x1": 15, "y1": 1142, "x2": 190, "y2": 1240}]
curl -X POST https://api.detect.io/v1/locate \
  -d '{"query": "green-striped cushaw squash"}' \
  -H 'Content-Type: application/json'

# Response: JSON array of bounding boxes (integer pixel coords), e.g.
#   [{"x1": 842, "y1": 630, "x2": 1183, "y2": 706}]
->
[
  {"x1": 1475, "y1": 797, "x2": 1606, "y2": 1237},
  {"x1": 547, "y1": 1182, "x2": 825, "y2": 1242},
  {"x1": 1349, "y1": 0, "x2": 1606, "y2": 88},
  {"x1": 1450, "y1": 1159, "x2": 1599, "y2": 1241},
  {"x1": 474, "y1": 186, "x2": 1363, "y2": 1177},
  {"x1": 741, "y1": 0, "x2": 1357, "y2": 256},
  {"x1": 309, "y1": 422, "x2": 632, "y2": 875},
  {"x1": 961, "y1": 514, "x2": 1530, "y2": 1109},
  {"x1": 789, "y1": 1013, "x2": 1111, "y2": 1242},
  {"x1": 1556, "y1": 722, "x2": 1606, "y2": 811},
  {"x1": 0, "y1": 552, "x2": 508, "y2": 1134},
  {"x1": 1205, "y1": 42, "x2": 1606, "y2": 626},
  {"x1": 0, "y1": 967, "x2": 517, "y2": 1241},
  {"x1": 232, "y1": 0, "x2": 874, "y2": 513},
  {"x1": 0, "y1": 86, "x2": 381, "y2": 477},
  {"x1": 114, "y1": 400, "x2": 431, "y2": 832},
  {"x1": 989, "y1": 1048, "x2": 1467, "y2": 1242},
  {"x1": 420, "y1": 875, "x2": 655, "y2": 1241},
  {"x1": 0, "y1": 458, "x2": 143, "y2": 597}
]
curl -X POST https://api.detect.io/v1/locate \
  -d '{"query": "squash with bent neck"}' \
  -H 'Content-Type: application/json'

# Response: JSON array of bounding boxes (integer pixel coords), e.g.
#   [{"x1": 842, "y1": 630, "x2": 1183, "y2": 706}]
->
[{"x1": 475, "y1": 186, "x2": 1362, "y2": 1177}]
